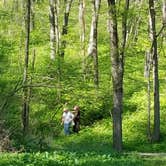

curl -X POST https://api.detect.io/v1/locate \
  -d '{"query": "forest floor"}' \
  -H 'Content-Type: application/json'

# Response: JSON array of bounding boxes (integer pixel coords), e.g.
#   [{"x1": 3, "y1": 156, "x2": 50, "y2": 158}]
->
[{"x1": 1, "y1": 118, "x2": 166, "y2": 166}]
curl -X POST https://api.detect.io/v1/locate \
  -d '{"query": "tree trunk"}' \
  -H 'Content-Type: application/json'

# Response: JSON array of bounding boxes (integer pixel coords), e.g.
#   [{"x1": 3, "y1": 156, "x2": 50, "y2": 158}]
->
[
  {"x1": 88, "y1": 0, "x2": 101, "y2": 87},
  {"x1": 144, "y1": 51, "x2": 152, "y2": 141},
  {"x1": 60, "y1": 0, "x2": 73, "y2": 57},
  {"x1": 149, "y1": 0, "x2": 160, "y2": 142},
  {"x1": 55, "y1": 0, "x2": 60, "y2": 56},
  {"x1": 107, "y1": 0, "x2": 123, "y2": 151},
  {"x1": 22, "y1": 0, "x2": 31, "y2": 135},
  {"x1": 79, "y1": 0, "x2": 86, "y2": 80},
  {"x1": 163, "y1": 0, "x2": 166, "y2": 25},
  {"x1": 49, "y1": 0, "x2": 56, "y2": 60},
  {"x1": 3, "y1": 0, "x2": 6, "y2": 7},
  {"x1": 29, "y1": 49, "x2": 36, "y2": 108},
  {"x1": 120, "y1": 0, "x2": 129, "y2": 78},
  {"x1": 31, "y1": 0, "x2": 35, "y2": 30}
]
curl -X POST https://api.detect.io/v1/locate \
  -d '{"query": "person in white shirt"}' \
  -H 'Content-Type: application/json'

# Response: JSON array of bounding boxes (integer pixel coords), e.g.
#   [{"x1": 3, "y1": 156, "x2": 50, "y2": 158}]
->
[{"x1": 61, "y1": 108, "x2": 74, "y2": 135}]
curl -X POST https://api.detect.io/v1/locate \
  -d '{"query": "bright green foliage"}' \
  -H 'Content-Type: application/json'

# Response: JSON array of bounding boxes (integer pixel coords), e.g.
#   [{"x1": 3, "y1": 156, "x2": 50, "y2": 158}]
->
[
  {"x1": 0, "y1": 0, "x2": 166, "y2": 157},
  {"x1": 0, "y1": 152, "x2": 166, "y2": 166}
]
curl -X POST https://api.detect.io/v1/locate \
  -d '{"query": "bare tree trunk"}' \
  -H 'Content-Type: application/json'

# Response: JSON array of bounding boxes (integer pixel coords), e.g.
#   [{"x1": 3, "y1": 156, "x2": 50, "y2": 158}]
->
[
  {"x1": 55, "y1": 0, "x2": 60, "y2": 56},
  {"x1": 49, "y1": 0, "x2": 56, "y2": 60},
  {"x1": 56, "y1": 0, "x2": 62, "y2": 102},
  {"x1": 60, "y1": 0, "x2": 73, "y2": 57},
  {"x1": 88, "y1": 0, "x2": 101, "y2": 87},
  {"x1": 22, "y1": 0, "x2": 31, "y2": 135},
  {"x1": 120, "y1": 0, "x2": 129, "y2": 78},
  {"x1": 149, "y1": 0, "x2": 160, "y2": 142},
  {"x1": 163, "y1": 0, "x2": 166, "y2": 25},
  {"x1": 29, "y1": 49, "x2": 36, "y2": 106},
  {"x1": 31, "y1": 0, "x2": 35, "y2": 30},
  {"x1": 79, "y1": 0, "x2": 86, "y2": 80},
  {"x1": 49, "y1": 0, "x2": 61, "y2": 101},
  {"x1": 107, "y1": 0, "x2": 123, "y2": 152},
  {"x1": 3, "y1": 0, "x2": 6, "y2": 7},
  {"x1": 144, "y1": 51, "x2": 152, "y2": 141}
]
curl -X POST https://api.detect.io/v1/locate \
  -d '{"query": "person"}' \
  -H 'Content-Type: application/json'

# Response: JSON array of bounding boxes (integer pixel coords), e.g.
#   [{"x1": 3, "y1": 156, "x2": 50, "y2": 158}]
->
[
  {"x1": 72, "y1": 105, "x2": 80, "y2": 133},
  {"x1": 61, "y1": 108, "x2": 74, "y2": 135}
]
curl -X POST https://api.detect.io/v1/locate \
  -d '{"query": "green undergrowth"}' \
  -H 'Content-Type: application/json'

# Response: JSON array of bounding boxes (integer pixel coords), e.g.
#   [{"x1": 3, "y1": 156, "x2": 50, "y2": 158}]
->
[
  {"x1": 1, "y1": 109, "x2": 166, "y2": 166},
  {"x1": 53, "y1": 108, "x2": 166, "y2": 154},
  {"x1": 0, "y1": 151, "x2": 166, "y2": 166}
]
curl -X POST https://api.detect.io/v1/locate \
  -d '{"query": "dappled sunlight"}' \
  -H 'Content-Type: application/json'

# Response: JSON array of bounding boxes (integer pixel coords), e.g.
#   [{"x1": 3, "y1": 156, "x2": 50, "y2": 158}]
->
[
  {"x1": 53, "y1": 120, "x2": 113, "y2": 154},
  {"x1": 1, "y1": 0, "x2": 166, "y2": 165}
]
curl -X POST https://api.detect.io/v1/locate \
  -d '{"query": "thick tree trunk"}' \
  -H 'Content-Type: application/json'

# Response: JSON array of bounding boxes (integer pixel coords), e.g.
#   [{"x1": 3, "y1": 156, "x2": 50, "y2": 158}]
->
[
  {"x1": 88, "y1": 0, "x2": 101, "y2": 87},
  {"x1": 22, "y1": 0, "x2": 31, "y2": 135},
  {"x1": 108, "y1": 0, "x2": 123, "y2": 151},
  {"x1": 149, "y1": 0, "x2": 160, "y2": 142},
  {"x1": 60, "y1": 0, "x2": 73, "y2": 57}
]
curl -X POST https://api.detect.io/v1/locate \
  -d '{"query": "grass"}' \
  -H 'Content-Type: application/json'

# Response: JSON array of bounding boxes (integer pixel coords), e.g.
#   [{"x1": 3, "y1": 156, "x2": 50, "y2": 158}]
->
[
  {"x1": 0, "y1": 151, "x2": 166, "y2": 166},
  {"x1": 1, "y1": 106, "x2": 166, "y2": 166},
  {"x1": 0, "y1": 1, "x2": 166, "y2": 165}
]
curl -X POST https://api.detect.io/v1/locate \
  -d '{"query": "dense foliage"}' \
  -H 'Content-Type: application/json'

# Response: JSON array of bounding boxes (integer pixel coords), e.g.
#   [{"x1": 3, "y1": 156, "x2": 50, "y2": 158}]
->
[{"x1": 0, "y1": 0, "x2": 166, "y2": 163}]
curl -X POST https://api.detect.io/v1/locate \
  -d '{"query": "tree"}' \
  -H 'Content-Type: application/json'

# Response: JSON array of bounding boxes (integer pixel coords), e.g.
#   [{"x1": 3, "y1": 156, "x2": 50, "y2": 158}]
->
[
  {"x1": 87, "y1": 0, "x2": 101, "y2": 87},
  {"x1": 49, "y1": 0, "x2": 56, "y2": 60},
  {"x1": 60, "y1": 0, "x2": 73, "y2": 57},
  {"x1": 163, "y1": 0, "x2": 166, "y2": 25},
  {"x1": 3, "y1": 0, "x2": 6, "y2": 7},
  {"x1": 144, "y1": 50, "x2": 152, "y2": 141},
  {"x1": 79, "y1": 0, "x2": 86, "y2": 80},
  {"x1": 107, "y1": 0, "x2": 129, "y2": 151},
  {"x1": 22, "y1": 0, "x2": 31, "y2": 135},
  {"x1": 107, "y1": 0, "x2": 122, "y2": 151},
  {"x1": 120, "y1": 0, "x2": 129, "y2": 77},
  {"x1": 55, "y1": 0, "x2": 60, "y2": 56},
  {"x1": 149, "y1": 0, "x2": 160, "y2": 141},
  {"x1": 31, "y1": 0, "x2": 35, "y2": 30}
]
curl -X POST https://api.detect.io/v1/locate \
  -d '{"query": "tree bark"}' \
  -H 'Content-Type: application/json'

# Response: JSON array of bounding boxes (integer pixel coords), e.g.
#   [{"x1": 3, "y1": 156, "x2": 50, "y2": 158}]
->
[
  {"x1": 22, "y1": 0, "x2": 31, "y2": 135},
  {"x1": 149, "y1": 0, "x2": 160, "y2": 142},
  {"x1": 144, "y1": 51, "x2": 152, "y2": 141},
  {"x1": 60, "y1": 0, "x2": 73, "y2": 57},
  {"x1": 120, "y1": 0, "x2": 129, "y2": 79},
  {"x1": 88, "y1": 0, "x2": 101, "y2": 87},
  {"x1": 31, "y1": 0, "x2": 35, "y2": 30},
  {"x1": 107, "y1": 0, "x2": 123, "y2": 151},
  {"x1": 49, "y1": 0, "x2": 56, "y2": 60},
  {"x1": 163, "y1": 0, "x2": 166, "y2": 25},
  {"x1": 79, "y1": 0, "x2": 86, "y2": 80},
  {"x1": 55, "y1": 0, "x2": 60, "y2": 56}
]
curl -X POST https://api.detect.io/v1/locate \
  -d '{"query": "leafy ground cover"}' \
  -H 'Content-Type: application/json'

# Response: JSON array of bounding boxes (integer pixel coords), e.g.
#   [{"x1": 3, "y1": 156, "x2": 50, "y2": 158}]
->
[
  {"x1": 1, "y1": 113, "x2": 166, "y2": 166},
  {"x1": 0, "y1": 151, "x2": 166, "y2": 166}
]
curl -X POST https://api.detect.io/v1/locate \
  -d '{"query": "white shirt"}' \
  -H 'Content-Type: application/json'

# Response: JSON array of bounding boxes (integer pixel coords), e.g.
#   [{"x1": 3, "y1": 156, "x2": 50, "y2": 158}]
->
[{"x1": 62, "y1": 111, "x2": 74, "y2": 124}]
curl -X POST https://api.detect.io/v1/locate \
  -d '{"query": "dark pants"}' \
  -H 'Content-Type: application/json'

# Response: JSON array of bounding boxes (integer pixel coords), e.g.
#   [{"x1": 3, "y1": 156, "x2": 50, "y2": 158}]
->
[{"x1": 73, "y1": 121, "x2": 80, "y2": 133}]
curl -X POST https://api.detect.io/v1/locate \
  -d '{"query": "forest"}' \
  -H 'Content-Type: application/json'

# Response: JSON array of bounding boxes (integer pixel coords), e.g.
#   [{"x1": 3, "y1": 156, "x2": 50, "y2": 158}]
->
[{"x1": 0, "y1": 0, "x2": 166, "y2": 165}]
